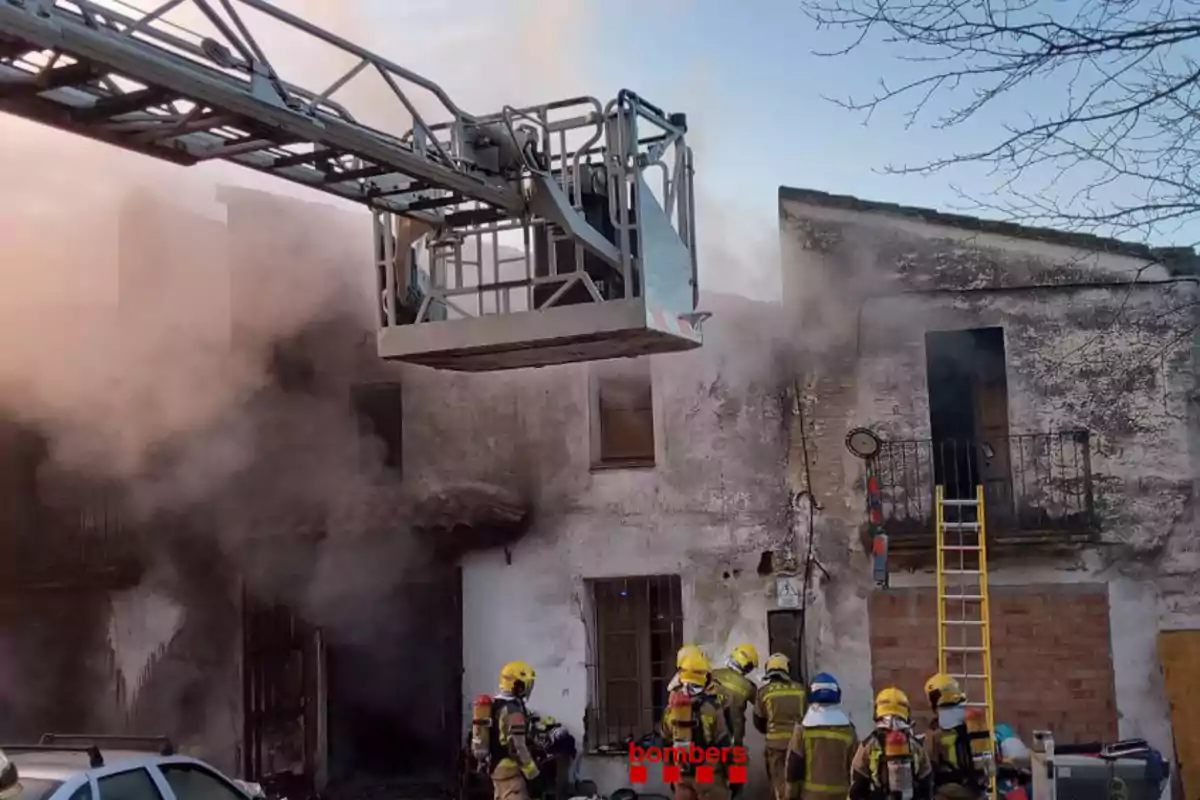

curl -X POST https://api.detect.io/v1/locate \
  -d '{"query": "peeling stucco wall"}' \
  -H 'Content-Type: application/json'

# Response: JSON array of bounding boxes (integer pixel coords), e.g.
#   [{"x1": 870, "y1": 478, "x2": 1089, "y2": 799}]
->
[
  {"x1": 779, "y1": 189, "x2": 1199, "y2": 760},
  {"x1": 401, "y1": 291, "x2": 792, "y2": 798}
]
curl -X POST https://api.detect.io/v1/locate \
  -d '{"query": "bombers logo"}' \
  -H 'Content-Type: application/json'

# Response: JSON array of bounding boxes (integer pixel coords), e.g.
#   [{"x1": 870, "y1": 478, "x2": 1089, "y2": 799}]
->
[{"x1": 628, "y1": 743, "x2": 750, "y2": 785}]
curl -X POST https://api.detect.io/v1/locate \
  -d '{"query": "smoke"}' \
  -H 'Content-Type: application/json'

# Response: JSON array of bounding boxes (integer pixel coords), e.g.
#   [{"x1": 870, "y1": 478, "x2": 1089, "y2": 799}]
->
[{"x1": 0, "y1": 0, "x2": 590, "y2": 740}]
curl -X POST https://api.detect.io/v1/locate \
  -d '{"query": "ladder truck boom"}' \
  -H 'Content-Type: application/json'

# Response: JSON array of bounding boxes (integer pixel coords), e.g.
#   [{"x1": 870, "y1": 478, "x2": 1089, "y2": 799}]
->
[{"x1": 0, "y1": 0, "x2": 704, "y2": 371}]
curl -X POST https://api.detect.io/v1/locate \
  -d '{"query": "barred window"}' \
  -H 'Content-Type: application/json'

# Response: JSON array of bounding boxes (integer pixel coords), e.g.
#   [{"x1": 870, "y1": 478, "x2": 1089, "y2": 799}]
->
[{"x1": 586, "y1": 575, "x2": 683, "y2": 752}]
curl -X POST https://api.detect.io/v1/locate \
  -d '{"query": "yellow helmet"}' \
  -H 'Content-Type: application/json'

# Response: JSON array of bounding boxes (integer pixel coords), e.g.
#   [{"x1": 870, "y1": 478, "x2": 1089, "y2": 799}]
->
[
  {"x1": 677, "y1": 644, "x2": 705, "y2": 669},
  {"x1": 874, "y1": 687, "x2": 911, "y2": 720},
  {"x1": 678, "y1": 650, "x2": 712, "y2": 687},
  {"x1": 499, "y1": 660, "x2": 536, "y2": 697},
  {"x1": 727, "y1": 643, "x2": 759, "y2": 674},
  {"x1": 924, "y1": 672, "x2": 966, "y2": 709},
  {"x1": 764, "y1": 653, "x2": 790, "y2": 677}
]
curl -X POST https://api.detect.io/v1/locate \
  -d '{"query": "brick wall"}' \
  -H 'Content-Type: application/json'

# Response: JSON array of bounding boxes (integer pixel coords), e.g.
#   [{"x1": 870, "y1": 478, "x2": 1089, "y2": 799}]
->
[{"x1": 868, "y1": 583, "x2": 1118, "y2": 744}]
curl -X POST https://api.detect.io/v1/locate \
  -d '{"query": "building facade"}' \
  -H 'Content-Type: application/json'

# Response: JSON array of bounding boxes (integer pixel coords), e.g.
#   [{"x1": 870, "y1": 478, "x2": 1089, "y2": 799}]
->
[
  {"x1": 1, "y1": 180, "x2": 1196, "y2": 800},
  {"x1": 778, "y1": 186, "x2": 1198, "y2": 797}
]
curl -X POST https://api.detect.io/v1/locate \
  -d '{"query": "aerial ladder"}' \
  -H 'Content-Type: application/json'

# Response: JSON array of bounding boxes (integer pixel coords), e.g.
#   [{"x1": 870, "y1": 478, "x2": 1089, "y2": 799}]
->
[
  {"x1": 0, "y1": 0, "x2": 704, "y2": 371},
  {"x1": 935, "y1": 484, "x2": 998, "y2": 798}
]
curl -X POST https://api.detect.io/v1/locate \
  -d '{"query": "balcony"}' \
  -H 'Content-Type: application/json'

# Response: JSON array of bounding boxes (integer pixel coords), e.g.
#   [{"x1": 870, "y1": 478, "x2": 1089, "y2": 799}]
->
[{"x1": 867, "y1": 431, "x2": 1098, "y2": 560}]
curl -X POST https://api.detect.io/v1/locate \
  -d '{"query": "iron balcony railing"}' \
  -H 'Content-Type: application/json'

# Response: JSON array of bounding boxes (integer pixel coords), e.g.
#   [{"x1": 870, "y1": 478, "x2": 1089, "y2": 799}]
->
[{"x1": 868, "y1": 431, "x2": 1096, "y2": 538}]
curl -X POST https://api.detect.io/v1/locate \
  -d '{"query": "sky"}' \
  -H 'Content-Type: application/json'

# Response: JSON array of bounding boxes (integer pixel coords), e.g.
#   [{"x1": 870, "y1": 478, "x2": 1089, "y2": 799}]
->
[
  {"x1": 341, "y1": 0, "x2": 1190, "y2": 299},
  {"x1": 3, "y1": 0, "x2": 1182, "y2": 302},
  {"x1": 322, "y1": 0, "x2": 1108, "y2": 300}
]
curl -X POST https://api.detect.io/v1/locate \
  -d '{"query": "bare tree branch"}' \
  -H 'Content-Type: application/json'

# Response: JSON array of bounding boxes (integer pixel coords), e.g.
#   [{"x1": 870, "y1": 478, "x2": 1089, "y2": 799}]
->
[{"x1": 804, "y1": 0, "x2": 1200, "y2": 239}]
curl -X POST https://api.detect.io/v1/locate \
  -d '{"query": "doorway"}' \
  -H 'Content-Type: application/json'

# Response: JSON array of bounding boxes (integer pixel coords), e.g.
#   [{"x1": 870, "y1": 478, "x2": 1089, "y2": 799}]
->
[
  {"x1": 322, "y1": 566, "x2": 463, "y2": 800},
  {"x1": 242, "y1": 565, "x2": 463, "y2": 800},
  {"x1": 767, "y1": 609, "x2": 806, "y2": 685},
  {"x1": 242, "y1": 595, "x2": 323, "y2": 792},
  {"x1": 924, "y1": 327, "x2": 1013, "y2": 514}
]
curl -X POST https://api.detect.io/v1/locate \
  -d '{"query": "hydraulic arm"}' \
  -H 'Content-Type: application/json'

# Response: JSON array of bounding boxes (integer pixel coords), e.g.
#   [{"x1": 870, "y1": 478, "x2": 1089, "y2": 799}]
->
[{"x1": 0, "y1": 0, "x2": 702, "y2": 370}]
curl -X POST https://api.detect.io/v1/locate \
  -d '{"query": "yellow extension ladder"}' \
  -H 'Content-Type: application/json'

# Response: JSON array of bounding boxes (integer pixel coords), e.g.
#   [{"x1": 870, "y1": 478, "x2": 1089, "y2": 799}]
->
[{"x1": 935, "y1": 485, "x2": 997, "y2": 753}]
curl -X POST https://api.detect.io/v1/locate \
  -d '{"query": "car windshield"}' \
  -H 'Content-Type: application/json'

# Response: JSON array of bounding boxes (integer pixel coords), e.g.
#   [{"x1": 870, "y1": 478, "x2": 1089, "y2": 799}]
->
[{"x1": 14, "y1": 778, "x2": 64, "y2": 800}]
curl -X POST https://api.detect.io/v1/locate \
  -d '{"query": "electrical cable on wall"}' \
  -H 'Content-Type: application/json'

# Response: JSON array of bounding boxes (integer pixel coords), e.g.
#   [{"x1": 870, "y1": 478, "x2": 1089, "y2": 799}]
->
[{"x1": 793, "y1": 379, "x2": 828, "y2": 676}]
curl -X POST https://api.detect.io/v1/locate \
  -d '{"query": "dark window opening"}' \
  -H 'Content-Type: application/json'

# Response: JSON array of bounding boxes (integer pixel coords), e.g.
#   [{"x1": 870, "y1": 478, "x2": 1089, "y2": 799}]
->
[
  {"x1": 586, "y1": 575, "x2": 682, "y2": 750},
  {"x1": 925, "y1": 327, "x2": 1013, "y2": 511},
  {"x1": 268, "y1": 339, "x2": 316, "y2": 393},
  {"x1": 592, "y1": 361, "x2": 655, "y2": 469},
  {"x1": 351, "y1": 382, "x2": 404, "y2": 474}
]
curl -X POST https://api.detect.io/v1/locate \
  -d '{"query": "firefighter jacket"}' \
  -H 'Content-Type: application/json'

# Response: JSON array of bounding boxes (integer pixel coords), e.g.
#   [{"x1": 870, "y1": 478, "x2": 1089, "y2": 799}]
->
[
  {"x1": 784, "y1": 705, "x2": 857, "y2": 800},
  {"x1": 849, "y1": 726, "x2": 933, "y2": 800},
  {"x1": 490, "y1": 696, "x2": 540, "y2": 782},
  {"x1": 662, "y1": 687, "x2": 734, "y2": 781},
  {"x1": 753, "y1": 676, "x2": 808, "y2": 750},
  {"x1": 924, "y1": 725, "x2": 988, "y2": 800},
  {"x1": 711, "y1": 667, "x2": 757, "y2": 747}
]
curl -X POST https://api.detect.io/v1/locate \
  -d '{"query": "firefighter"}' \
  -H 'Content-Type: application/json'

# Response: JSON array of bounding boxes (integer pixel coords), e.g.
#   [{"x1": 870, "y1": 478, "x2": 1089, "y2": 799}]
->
[
  {"x1": 751, "y1": 653, "x2": 807, "y2": 800},
  {"x1": 711, "y1": 643, "x2": 759, "y2": 748},
  {"x1": 528, "y1": 713, "x2": 576, "y2": 800},
  {"x1": 663, "y1": 650, "x2": 733, "y2": 800},
  {"x1": 668, "y1": 645, "x2": 707, "y2": 693},
  {"x1": 784, "y1": 672, "x2": 857, "y2": 800},
  {"x1": 472, "y1": 661, "x2": 541, "y2": 800},
  {"x1": 923, "y1": 673, "x2": 990, "y2": 800},
  {"x1": 849, "y1": 687, "x2": 933, "y2": 800}
]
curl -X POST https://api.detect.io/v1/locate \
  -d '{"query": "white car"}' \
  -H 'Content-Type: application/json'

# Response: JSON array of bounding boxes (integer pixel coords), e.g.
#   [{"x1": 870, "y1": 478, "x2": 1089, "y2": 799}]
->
[{"x1": 0, "y1": 737, "x2": 262, "y2": 800}]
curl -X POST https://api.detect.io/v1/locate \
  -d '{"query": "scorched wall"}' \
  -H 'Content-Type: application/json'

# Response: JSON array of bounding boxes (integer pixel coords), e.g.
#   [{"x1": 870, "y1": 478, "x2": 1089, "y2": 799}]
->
[
  {"x1": 402, "y1": 291, "x2": 792, "y2": 798},
  {"x1": 779, "y1": 187, "x2": 1198, "y2": 771}
]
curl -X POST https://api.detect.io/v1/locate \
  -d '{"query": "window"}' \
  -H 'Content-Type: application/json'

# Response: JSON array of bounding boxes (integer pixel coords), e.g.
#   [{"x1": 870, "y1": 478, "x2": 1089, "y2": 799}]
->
[
  {"x1": 158, "y1": 764, "x2": 247, "y2": 800},
  {"x1": 352, "y1": 382, "x2": 404, "y2": 473},
  {"x1": 586, "y1": 575, "x2": 683, "y2": 751},
  {"x1": 97, "y1": 769, "x2": 162, "y2": 800},
  {"x1": 67, "y1": 783, "x2": 93, "y2": 800},
  {"x1": 267, "y1": 339, "x2": 316, "y2": 393},
  {"x1": 590, "y1": 360, "x2": 655, "y2": 468}
]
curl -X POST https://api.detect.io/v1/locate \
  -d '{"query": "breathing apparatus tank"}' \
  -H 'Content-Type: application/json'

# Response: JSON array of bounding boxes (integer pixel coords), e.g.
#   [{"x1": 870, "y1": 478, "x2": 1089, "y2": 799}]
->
[
  {"x1": 965, "y1": 708, "x2": 997, "y2": 779},
  {"x1": 667, "y1": 690, "x2": 696, "y2": 744},
  {"x1": 471, "y1": 694, "x2": 494, "y2": 767},
  {"x1": 884, "y1": 730, "x2": 915, "y2": 800}
]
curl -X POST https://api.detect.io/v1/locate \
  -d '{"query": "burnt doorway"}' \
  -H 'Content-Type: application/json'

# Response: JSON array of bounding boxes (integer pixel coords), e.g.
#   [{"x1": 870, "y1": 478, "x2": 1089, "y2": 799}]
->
[
  {"x1": 924, "y1": 327, "x2": 1013, "y2": 515},
  {"x1": 242, "y1": 593, "x2": 323, "y2": 791},
  {"x1": 323, "y1": 565, "x2": 463, "y2": 800}
]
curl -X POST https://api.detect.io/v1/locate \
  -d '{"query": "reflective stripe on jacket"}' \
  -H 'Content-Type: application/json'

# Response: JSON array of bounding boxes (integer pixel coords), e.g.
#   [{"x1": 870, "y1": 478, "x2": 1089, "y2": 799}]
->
[
  {"x1": 926, "y1": 728, "x2": 987, "y2": 797},
  {"x1": 711, "y1": 667, "x2": 757, "y2": 746},
  {"x1": 491, "y1": 699, "x2": 538, "y2": 780},
  {"x1": 852, "y1": 729, "x2": 932, "y2": 794},
  {"x1": 753, "y1": 678, "x2": 807, "y2": 749},
  {"x1": 785, "y1": 723, "x2": 857, "y2": 800}
]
